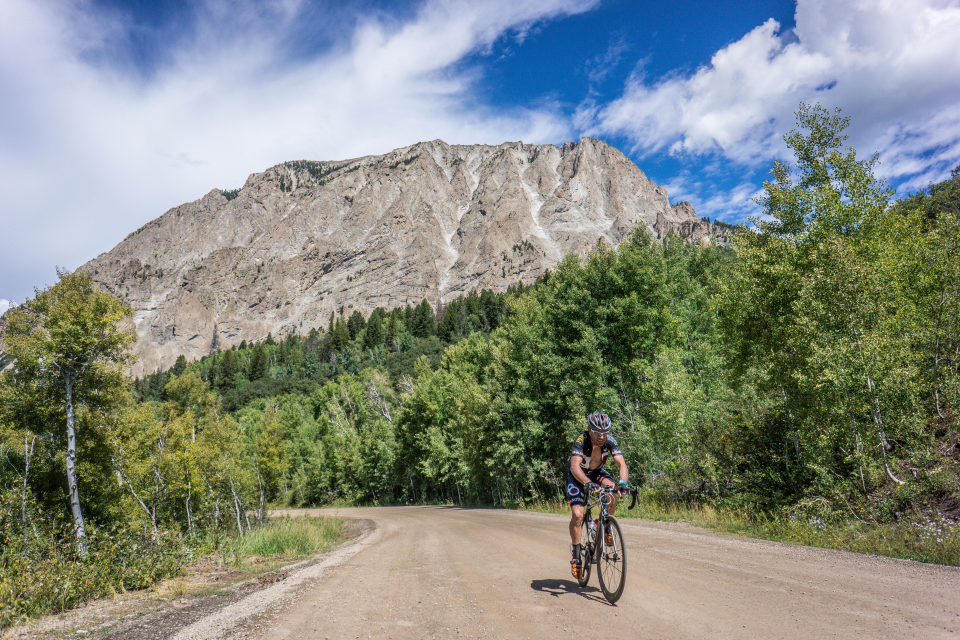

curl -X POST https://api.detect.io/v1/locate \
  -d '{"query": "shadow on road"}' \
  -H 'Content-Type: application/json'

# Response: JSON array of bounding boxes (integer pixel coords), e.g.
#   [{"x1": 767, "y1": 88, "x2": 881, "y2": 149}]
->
[{"x1": 530, "y1": 579, "x2": 613, "y2": 605}]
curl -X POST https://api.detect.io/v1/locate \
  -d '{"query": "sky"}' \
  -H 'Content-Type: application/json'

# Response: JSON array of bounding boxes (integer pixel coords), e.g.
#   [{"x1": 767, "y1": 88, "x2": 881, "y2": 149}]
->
[{"x1": 2, "y1": 0, "x2": 959, "y2": 312}]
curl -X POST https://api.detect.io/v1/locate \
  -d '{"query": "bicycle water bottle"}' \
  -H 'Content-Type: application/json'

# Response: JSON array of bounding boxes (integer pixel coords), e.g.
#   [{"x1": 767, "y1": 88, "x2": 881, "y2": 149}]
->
[{"x1": 588, "y1": 519, "x2": 597, "y2": 542}]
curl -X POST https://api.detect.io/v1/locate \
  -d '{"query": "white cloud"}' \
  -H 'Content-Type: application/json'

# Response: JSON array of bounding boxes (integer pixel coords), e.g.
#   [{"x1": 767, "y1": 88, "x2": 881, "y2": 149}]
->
[
  {"x1": 586, "y1": 0, "x2": 960, "y2": 186},
  {"x1": 0, "y1": 0, "x2": 597, "y2": 303},
  {"x1": 0, "y1": 299, "x2": 11, "y2": 316},
  {"x1": 662, "y1": 174, "x2": 763, "y2": 225},
  {"x1": 585, "y1": 36, "x2": 629, "y2": 85}
]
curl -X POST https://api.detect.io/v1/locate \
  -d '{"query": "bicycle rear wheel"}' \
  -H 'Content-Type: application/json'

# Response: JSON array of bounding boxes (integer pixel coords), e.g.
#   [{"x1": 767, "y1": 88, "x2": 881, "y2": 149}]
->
[
  {"x1": 596, "y1": 515, "x2": 626, "y2": 603},
  {"x1": 577, "y1": 518, "x2": 592, "y2": 587}
]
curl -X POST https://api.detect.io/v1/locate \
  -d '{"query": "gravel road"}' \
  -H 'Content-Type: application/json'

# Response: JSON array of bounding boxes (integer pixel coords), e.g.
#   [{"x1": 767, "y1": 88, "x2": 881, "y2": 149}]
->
[{"x1": 178, "y1": 506, "x2": 959, "y2": 640}]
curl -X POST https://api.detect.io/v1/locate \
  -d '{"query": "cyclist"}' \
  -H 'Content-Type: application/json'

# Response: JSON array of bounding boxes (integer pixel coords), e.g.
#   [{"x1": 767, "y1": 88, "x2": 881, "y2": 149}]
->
[{"x1": 567, "y1": 411, "x2": 629, "y2": 580}]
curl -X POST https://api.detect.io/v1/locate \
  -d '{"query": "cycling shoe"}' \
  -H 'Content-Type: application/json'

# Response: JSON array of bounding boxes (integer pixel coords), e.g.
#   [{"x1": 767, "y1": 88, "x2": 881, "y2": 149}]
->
[{"x1": 571, "y1": 558, "x2": 583, "y2": 580}]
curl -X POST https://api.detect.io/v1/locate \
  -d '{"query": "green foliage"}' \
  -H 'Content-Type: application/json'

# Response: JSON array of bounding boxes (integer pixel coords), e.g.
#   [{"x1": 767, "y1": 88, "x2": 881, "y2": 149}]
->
[
  {"x1": 248, "y1": 343, "x2": 269, "y2": 381},
  {"x1": 347, "y1": 310, "x2": 366, "y2": 340},
  {"x1": 411, "y1": 299, "x2": 437, "y2": 338},
  {"x1": 223, "y1": 514, "x2": 344, "y2": 564},
  {"x1": 171, "y1": 354, "x2": 187, "y2": 377},
  {"x1": 218, "y1": 349, "x2": 239, "y2": 391},
  {"x1": 0, "y1": 270, "x2": 137, "y2": 543},
  {"x1": 717, "y1": 103, "x2": 960, "y2": 512},
  {"x1": 0, "y1": 524, "x2": 196, "y2": 629}
]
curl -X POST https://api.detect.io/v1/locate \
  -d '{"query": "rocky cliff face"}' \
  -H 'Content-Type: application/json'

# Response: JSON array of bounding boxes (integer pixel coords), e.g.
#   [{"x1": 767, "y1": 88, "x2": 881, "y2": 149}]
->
[{"x1": 80, "y1": 137, "x2": 715, "y2": 376}]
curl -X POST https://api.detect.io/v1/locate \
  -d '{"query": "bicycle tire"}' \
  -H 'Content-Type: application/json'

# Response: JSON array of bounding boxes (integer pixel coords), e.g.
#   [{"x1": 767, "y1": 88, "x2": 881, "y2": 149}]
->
[
  {"x1": 596, "y1": 515, "x2": 626, "y2": 603},
  {"x1": 577, "y1": 518, "x2": 592, "y2": 587}
]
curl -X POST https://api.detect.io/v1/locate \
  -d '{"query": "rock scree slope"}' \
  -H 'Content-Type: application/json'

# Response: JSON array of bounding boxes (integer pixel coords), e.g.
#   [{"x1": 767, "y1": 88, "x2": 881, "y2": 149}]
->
[{"x1": 80, "y1": 137, "x2": 717, "y2": 377}]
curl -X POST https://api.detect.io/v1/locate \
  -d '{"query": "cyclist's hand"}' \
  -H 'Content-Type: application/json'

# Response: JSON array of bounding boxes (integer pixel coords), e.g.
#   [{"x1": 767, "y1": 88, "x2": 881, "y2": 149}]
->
[
  {"x1": 585, "y1": 482, "x2": 600, "y2": 493},
  {"x1": 617, "y1": 481, "x2": 631, "y2": 495}
]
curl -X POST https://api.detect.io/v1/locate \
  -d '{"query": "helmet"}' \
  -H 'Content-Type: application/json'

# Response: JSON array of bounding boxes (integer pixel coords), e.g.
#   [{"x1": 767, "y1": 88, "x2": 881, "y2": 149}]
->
[{"x1": 588, "y1": 411, "x2": 611, "y2": 433}]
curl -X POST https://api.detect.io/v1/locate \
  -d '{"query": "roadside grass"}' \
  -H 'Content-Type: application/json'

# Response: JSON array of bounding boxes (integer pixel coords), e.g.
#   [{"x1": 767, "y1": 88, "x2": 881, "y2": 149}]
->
[
  {"x1": 0, "y1": 515, "x2": 347, "y2": 631},
  {"x1": 222, "y1": 514, "x2": 346, "y2": 570},
  {"x1": 513, "y1": 495, "x2": 960, "y2": 566}
]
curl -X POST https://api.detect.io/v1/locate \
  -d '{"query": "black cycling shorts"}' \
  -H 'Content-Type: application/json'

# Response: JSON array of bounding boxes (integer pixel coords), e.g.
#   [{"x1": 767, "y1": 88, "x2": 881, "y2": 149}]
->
[{"x1": 566, "y1": 467, "x2": 613, "y2": 506}]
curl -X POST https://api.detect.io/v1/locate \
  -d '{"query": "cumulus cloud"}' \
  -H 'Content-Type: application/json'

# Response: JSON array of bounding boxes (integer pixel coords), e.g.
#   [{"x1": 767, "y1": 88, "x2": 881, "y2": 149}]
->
[
  {"x1": 0, "y1": 299, "x2": 11, "y2": 316},
  {"x1": 586, "y1": 0, "x2": 960, "y2": 202},
  {"x1": 0, "y1": 0, "x2": 597, "y2": 302}
]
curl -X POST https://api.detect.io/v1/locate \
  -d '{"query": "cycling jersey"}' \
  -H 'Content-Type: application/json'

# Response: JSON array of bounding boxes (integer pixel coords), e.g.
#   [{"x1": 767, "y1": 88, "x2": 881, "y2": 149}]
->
[
  {"x1": 569, "y1": 431, "x2": 622, "y2": 471},
  {"x1": 566, "y1": 431, "x2": 623, "y2": 506}
]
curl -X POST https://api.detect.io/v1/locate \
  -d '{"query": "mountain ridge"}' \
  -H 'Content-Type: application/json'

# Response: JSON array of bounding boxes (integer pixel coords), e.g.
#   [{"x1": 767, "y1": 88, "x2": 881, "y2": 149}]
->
[{"x1": 78, "y1": 137, "x2": 723, "y2": 377}]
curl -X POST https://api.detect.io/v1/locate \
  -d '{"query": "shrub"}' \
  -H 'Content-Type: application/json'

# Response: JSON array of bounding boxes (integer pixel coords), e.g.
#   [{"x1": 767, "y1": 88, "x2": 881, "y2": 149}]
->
[{"x1": 0, "y1": 527, "x2": 199, "y2": 629}]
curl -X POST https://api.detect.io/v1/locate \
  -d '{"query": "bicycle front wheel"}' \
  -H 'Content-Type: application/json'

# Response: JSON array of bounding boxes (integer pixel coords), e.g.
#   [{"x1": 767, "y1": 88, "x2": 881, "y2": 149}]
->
[
  {"x1": 577, "y1": 518, "x2": 592, "y2": 587},
  {"x1": 596, "y1": 515, "x2": 626, "y2": 603}
]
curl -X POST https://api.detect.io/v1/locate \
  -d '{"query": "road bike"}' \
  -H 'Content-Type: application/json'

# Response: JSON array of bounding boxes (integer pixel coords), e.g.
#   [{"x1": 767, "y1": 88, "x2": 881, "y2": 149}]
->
[{"x1": 576, "y1": 484, "x2": 638, "y2": 604}]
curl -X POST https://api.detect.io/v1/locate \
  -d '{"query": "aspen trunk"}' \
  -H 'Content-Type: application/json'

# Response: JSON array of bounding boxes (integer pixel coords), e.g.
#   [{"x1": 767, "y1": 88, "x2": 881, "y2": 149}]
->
[
  {"x1": 64, "y1": 373, "x2": 87, "y2": 548},
  {"x1": 21, "y1": 434, "x2": 35, "y2": 544},
  {"x1": 228, "y1": 472, "x2": 245, "y2": 535},
  {"x1": 186, "y1": 481, "x2": 195, "y2": 535}
]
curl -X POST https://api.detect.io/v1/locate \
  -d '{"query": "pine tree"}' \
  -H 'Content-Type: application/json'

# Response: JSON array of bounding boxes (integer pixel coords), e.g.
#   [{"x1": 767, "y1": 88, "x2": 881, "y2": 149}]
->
[
  {"x1": 411, "y1": 299, "x2": 436, "y2": 338},
  {"x1": 348, "y1": 310, "x2": 367, "y2": 340},
  {"x1": 219, "y1": 350, "x2": 239, "y2": 391},
  {"x1": 364, "y1": 309, "x2": 386, "y2": 350},
  {"x1": 249, "y1": 344, "x2": 268, "y2": 381},
  {"x1": 171, "y1": 354, "x2": 188, "y2": 377},
  {"x1": 331, "y1": 317, "x2": 351, "y2": 351}
]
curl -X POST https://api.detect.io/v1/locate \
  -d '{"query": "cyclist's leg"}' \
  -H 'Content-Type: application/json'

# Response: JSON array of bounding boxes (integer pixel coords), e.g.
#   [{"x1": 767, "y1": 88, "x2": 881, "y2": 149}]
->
[
  {"x1": 567, "y1": 476, "x2": 589, "y2": 578},
  {"x1": 570, "y1": 504, "x2": 584, "y2": 544},
  {"x1": 566, "y1": 475, "x2": 587, "y2": 545}
]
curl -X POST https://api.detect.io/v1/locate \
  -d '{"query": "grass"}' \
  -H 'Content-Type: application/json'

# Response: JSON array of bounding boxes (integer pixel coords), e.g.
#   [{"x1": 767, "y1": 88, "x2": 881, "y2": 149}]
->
[
  {"x1": 513, "y1": 494, "x2": 960, "y2": 566},
  {"x1": 223, "y1": 514, "x2": 346, "y2": 568},
  {"x1": 0, "y1": 515, "x2": 347, "y2": 631}
]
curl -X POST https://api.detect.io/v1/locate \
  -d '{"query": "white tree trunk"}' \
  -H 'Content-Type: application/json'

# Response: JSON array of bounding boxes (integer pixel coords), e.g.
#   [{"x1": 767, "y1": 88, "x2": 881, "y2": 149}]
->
[
  {"x1": 186, "y1": 481, "x2": 195, "y2": 535},
  {"x1": 23, "y1": 434, "x2": 35, "y2": 543},
  {"x1": 228, "y1": 472, "x2": 245, "y2": 535},
  {"x1": 64, "y1": 373, "x2": 87, "y2": 548}
]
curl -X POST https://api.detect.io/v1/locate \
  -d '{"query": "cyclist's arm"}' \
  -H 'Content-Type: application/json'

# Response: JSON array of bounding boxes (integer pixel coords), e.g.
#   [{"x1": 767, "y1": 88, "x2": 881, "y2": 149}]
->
[
  {"x1": 613, "y1": 453, "x2": 628, "y2": 485},
  {"x1": 569, "y1": 454, "x2": 592, "y2": 485}
]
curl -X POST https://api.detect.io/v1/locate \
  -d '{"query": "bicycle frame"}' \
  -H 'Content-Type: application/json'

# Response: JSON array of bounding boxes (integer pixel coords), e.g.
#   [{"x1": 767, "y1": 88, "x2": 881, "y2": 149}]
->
[{"x1": 582, "y1": 486, "x2": 638, "y2": 563}]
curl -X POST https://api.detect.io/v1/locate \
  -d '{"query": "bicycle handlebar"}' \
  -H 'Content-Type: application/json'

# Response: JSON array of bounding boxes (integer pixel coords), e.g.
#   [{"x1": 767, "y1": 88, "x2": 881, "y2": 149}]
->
[{"x1": 584, "y1": 483, "x2": 638, "y2": 509}]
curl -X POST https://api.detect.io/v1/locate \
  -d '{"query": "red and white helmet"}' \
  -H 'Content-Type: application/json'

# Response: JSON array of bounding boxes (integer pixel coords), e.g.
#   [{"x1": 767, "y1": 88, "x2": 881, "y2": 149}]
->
[{"x1": 588, "y1": 411, "x2": 611, "y2": 433}]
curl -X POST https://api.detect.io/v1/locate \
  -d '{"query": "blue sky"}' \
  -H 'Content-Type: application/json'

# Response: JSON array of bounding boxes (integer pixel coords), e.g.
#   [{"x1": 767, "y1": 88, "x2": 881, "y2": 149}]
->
[{"x1": 2, "y1": 0, "x2": 959, "y2": 311}]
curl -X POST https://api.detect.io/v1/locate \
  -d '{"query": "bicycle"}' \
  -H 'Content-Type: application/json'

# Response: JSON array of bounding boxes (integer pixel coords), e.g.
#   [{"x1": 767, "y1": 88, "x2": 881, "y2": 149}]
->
[{"x1": 576, "y1": 483, "x2": 638, "y2": 604}]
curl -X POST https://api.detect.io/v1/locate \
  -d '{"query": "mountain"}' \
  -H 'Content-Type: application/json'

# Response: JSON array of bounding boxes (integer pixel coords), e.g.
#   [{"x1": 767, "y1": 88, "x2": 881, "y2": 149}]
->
[{"x1": 80, "y1": 137, "x2": 719, "y2": 376}]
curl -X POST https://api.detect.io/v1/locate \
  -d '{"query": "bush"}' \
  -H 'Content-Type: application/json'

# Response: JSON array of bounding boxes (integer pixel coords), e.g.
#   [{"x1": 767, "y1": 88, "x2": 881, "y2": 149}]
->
[{"x1": 0, "y1": 527, "x2": 199, "y2": 629}]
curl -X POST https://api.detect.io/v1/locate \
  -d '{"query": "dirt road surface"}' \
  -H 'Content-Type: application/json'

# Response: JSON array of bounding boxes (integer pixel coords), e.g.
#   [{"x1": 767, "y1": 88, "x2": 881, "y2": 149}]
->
[{"x1": 182, "y1": 506, "x2": 958, "y2": 640}]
